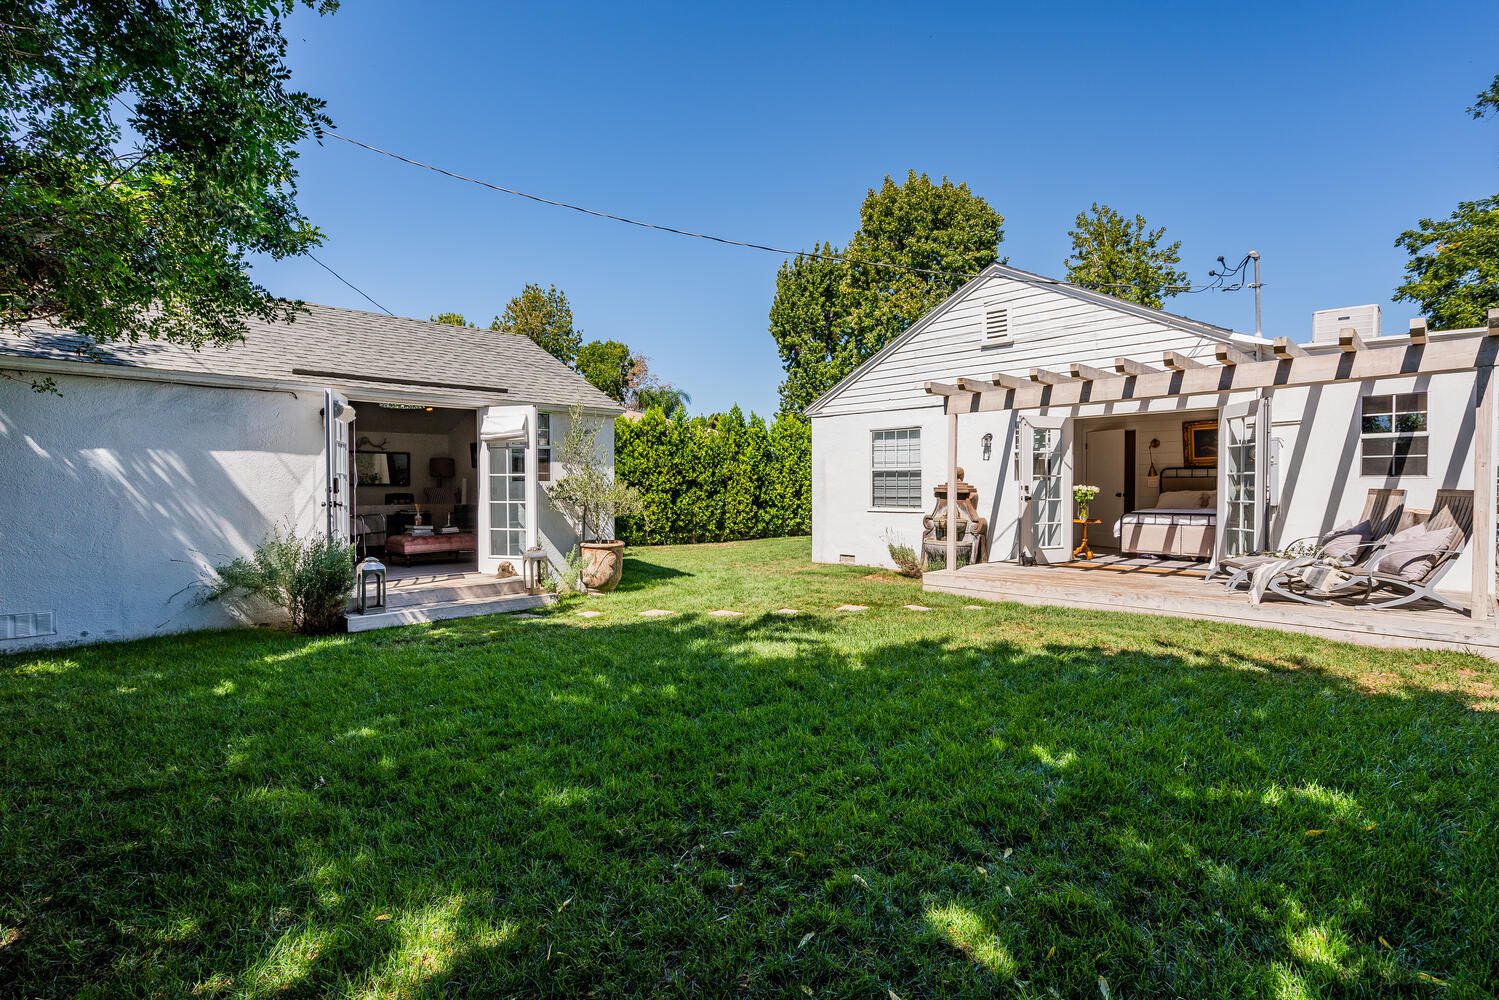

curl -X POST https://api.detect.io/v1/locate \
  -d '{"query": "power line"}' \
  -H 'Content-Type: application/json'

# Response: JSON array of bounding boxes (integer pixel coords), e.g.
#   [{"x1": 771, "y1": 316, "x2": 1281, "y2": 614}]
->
[
  {"x1": 323, "y1": 131, "x2": 1233, "y2": 296},
  {"x1": 306, "y1": 251, "x2": 395, "y2": 316}
]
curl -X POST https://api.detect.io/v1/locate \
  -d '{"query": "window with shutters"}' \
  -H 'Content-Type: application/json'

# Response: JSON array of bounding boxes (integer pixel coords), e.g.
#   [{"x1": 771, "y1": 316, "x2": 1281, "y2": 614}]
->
[
  {"x1": 1360, "y1": 392, "x2": 1428, "y2": 476},
  {"x1": 871, "y1": 428, "x2": 921, "y2": 508}
]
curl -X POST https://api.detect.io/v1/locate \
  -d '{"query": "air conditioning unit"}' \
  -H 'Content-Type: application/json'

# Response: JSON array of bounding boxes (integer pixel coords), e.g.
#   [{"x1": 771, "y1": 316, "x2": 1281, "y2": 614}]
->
[{"x1": 1312, "y1": 304, "x2": 1381, "y2": 344}]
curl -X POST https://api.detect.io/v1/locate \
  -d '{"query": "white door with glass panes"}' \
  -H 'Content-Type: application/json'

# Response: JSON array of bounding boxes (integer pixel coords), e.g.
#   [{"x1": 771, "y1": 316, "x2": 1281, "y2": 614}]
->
[
  {"x1": 1017, "y1": 414, "x2": 1072, "y2": 564},
  {"x1": 477, "y1": 404, "x2": 538, "y2": 573},
  {"x1": 1215, "y1": 396, "x2": 1271, "y2": 564}
]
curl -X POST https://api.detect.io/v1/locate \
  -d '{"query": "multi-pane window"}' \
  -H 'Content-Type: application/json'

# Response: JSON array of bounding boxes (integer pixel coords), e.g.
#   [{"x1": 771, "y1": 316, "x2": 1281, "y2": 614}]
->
[
  {"x1": 488, "y1": 442, "x2": 527, "y2": 556},
  {"x1": 871, "y1": 428, "x2": 921, "y2": 508},
  {"x1": 1360, "y1": 392, "x2": 1428, "y2": 476},
  {"x1": 537, "y1": 412, "x2": 552, "y2": 483}
]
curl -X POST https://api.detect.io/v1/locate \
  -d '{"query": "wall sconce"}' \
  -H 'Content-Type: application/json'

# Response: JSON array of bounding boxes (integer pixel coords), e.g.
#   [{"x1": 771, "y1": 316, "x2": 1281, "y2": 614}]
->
[
  {"x1": 1146, "y1": 438, "x2": 1161, "y2": 480},
  {"x1": 981, "y1": 432, "x2": 994, "y2": 461}
]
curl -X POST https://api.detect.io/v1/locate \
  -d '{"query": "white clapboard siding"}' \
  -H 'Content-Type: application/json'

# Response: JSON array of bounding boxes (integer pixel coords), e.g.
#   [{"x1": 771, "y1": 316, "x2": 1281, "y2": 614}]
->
[{"x1": 810, "y1": 269, "x2": 1238, "y2": 416}]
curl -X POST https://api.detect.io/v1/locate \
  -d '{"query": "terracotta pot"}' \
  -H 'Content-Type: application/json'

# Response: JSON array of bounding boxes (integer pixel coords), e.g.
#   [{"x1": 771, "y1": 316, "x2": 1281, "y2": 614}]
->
[{"x1": 580, "y1": 540, "x2": 626, "y2": 592}]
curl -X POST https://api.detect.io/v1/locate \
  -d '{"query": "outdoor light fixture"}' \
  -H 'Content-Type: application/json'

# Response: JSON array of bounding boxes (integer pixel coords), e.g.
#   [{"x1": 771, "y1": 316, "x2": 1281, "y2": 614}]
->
[
  {"x1": 356, "y1": 557, "x2": 387, "y2": 614},
  {"x1": 981, "y1": 432, "x2": 993, "y2": 460}
]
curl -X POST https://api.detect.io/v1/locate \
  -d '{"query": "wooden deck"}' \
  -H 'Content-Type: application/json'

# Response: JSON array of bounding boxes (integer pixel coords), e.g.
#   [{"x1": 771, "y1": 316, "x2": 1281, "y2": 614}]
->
[
  {"x1": 347, "y1": 565, "x2": 548, "y2": 632},
  {"x1": 924, "y1": 561, "x2": 1499, "y2": 658}
]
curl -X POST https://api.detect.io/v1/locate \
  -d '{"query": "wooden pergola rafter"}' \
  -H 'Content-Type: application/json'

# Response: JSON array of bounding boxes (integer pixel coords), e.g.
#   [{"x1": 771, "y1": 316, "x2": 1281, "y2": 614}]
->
[{"x1": 922, "y1": 312, "x2": 1499, "y2": 626}]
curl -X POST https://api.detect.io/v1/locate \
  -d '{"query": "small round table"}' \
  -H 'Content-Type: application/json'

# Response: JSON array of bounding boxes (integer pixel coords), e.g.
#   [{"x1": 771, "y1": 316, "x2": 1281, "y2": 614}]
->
[{"x1": 1072, "y1": 518, "x2": 1102, "y2": 561}]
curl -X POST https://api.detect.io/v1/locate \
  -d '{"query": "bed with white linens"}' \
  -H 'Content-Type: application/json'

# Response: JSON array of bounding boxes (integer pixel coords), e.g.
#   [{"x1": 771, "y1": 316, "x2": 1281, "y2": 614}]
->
[{"x1": 1115, "y1": 467, "x2": 1217, "y2": 560}]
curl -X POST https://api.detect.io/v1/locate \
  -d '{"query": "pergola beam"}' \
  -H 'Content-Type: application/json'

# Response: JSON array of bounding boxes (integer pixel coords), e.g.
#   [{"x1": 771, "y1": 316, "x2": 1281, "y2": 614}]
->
[
  {"x1": 1409, "y1": 317, "x2": 1429, "y2": 346},
  {"x1": 1029, "y1": 367, "x2": 1072, "y2": 385},
  {"x1": 1339, "y1": 326, "x2": 1365, "y2": 353},
  {"x1": 923, "y1": 380, "x2": 964, "y2": 396},
  {"x1": 1489, "y1": 307, "x2": 1499, "y2": 336},
  {"x1": 1069, "y1": 362, "x2": 1112, "y2": 381},
  {"x1": 988, "y1": 372, "x2": 1030, "y2": 390},
  {"x1": 1114, "y1": 357, "x2": 1162, "y2": 377},
  {"x1": 1163, "y1": 351, "x2": 1205, "y2": 371},
  {"x1": 1215, "y1": 343, "x2": 1255, "y2": 366},
  {"x1": 943, "y1": 334, "x2": 1499, "y2": 414},
  {"x1": 1273, "y1": 337, "x2": 1307, "y2": 360},
  {"x1": 955, "y1": 376, "x2": 997, "y2": 394}
]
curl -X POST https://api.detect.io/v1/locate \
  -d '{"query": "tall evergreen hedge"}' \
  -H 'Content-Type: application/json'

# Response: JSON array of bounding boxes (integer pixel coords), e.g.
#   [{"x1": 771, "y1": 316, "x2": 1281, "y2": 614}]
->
[{"x1": 614, "y1": 407, "x2": 811, "y2": 545}]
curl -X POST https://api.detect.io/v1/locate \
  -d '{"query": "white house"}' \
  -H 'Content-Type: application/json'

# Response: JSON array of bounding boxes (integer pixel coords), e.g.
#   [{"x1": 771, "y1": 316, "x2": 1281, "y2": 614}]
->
[
  {"x1": 807, "y1": 264, "x2": 1499, "y2": 652},
  {"x1": 0, "y1": 304, "x2": 623, "y2": 649}
]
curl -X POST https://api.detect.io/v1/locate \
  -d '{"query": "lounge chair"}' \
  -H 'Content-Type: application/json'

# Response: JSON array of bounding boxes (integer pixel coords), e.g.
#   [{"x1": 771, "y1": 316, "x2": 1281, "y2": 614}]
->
[
  {"x1": 1255, "y1": 490, "x2": 1474, "y2": 611},
  {"x1": 1216, "y1": 488, "x2": 1406, "y2": 591}
]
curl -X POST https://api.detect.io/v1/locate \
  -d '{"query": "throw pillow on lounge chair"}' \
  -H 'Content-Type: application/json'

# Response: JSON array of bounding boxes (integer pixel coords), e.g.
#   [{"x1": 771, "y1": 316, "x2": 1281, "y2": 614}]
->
[
  {"x1": 1373, "y1": 522, "x2": 1456, "y2": 581},
  {"x1": 1320, "y1": 519, "x2": 1373, "y2": 561}
]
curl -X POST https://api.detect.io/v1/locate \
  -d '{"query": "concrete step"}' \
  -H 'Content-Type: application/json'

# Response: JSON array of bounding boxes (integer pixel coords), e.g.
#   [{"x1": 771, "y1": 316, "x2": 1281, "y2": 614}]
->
[
  {"x1": 346, "y1": 592, "x2": 551, "y2": 633},
  {"x1": 382, "y1": 576, "x2": 529, "y2": 610}
]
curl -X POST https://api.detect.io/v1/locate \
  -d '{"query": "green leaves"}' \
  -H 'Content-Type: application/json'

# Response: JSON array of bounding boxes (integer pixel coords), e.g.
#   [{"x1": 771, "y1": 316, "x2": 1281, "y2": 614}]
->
[
  {"x1": 491, "y1": 283, "x2": 583, "y2": 367},
  {"x1": 769, "y1": 173, "x2": 1005, "y2": 416},
  {"x1": 576, "y1": 339, "x2": 637, "y2": 402},
  {"x1": 0, "y1": 0, "x2": 333, "y2": 349},
  {"x1": 1393, "y1": 195, "x2": 1499, "y2": 329},
  {"x1": 1063, "y1": 203, "x2": 1186, "y2": 309}
]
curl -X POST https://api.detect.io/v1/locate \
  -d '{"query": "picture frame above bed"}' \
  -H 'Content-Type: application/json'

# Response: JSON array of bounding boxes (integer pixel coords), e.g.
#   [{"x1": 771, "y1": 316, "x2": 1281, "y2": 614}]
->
[{"x1": 1182, "y1": 419, "x2": 1218, "y2": 467}]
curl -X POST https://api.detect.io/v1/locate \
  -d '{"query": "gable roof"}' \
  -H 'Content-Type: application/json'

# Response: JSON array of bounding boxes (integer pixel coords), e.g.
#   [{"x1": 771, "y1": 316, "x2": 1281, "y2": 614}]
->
[
  {"x1": 0, "y1": 303, "x2": 623, "y2": 412},
  {"x1": 803, "y1": 263, "x2": 1259, "y2": 416}
]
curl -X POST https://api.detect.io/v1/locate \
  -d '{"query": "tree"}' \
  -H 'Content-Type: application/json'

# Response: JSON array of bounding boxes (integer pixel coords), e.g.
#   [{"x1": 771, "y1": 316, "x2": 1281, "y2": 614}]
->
[
  {"x1": 1393, "y1": 196, "x2": 1499, "y2": 329},
  {"x1": 430, "y1": 312, "x2": 470, "y2": 327},
  {"x1": 1064, "y1": 204, "x2": 1187, "y2": 309},
  {"x1": 491, "y1": 283, "x2": 581, "y2": 366},
  {"x1": 769, "y1": 172, "x2": 1004, "y2": 415},
  {"x1": 1, "y1": 0, "x2": 333, "y2": 360},
  {"x1": 576, "y1": 339, "x2": 637, "y2": 401},
  {"x1": 1392, "y1": 74, "x2": 1499, "y2": 328},
  {"x1": 633, "y1": 382, "x2": 691, "y2": 416},
  {"x1": 547, "y1": 404, "x2": 642, "y2": 543}
]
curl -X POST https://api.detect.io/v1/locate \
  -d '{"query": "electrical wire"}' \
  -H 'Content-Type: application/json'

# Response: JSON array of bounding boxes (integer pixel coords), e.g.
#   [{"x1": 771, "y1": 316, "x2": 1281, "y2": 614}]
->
[
  {"x1": 307, "y1": 252, "x2": 395, "y2": 316},
  {"x1": 323, "y1": 131, "x2": 1239, "y2": 296}
]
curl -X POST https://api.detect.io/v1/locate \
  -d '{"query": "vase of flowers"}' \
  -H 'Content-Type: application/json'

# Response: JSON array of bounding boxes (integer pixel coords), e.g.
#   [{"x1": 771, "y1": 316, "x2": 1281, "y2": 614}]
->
[{"x1": 1073, "y1": 484, "x2": 1101, "y2": 520}]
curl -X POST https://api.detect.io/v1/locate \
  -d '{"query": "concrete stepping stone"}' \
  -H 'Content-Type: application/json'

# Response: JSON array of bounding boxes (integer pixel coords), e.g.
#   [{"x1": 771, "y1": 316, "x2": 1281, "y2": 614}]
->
[
  {"x1": 903, "y1": 604, "x2": 932, "y2": 612},
  {"x1": 512, "y1": 612, "x2": 542, "y2": 619},
  {"x1": 639, "y1": 609, "x2": 675, "y2": 618},
  {"x1": 575, "y1": 610, "x2": 604, "y2": 618},
  {"x1": 773, "y1": 608, "x2": 800, "y2": 616},
  {"x1": 963, "y1": 604, "x2": 987, "y2": 610},
  {"x1": 835, "y1": 604, "x2": 869, "y2": 612},
  {"x1": 708, "y1": 609, "x2": 743, "y2": 618}
]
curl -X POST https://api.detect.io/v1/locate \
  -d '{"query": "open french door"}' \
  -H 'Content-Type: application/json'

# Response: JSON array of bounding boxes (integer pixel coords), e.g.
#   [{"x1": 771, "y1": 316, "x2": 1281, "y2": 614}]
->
[
  {"x1": 1018, "y1": 413, "x2": 1073, "y2": 564},
  {"x1": 322, "y1": 389, "x2": 355, "y2": 541},
  {"x1": 477, "y1": 404, "x2": 539, "y2": 573},
  {"x1": 1216, "y1": 394, "x2": 1271, "y2": 565}
]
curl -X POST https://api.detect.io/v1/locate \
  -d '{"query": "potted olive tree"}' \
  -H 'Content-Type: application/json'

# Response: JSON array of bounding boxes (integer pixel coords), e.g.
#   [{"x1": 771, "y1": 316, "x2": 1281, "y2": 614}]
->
[{"x1": 547, "y1": 405, "x2": 643, "y2": 592}]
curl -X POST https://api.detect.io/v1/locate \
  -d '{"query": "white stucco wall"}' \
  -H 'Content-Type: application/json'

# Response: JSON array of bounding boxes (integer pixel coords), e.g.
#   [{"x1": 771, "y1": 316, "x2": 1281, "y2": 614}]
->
[
  {"x1": 535, "y1": 408, "x2": 612, "y2": 569},
  {"x1": 0, "y1": 372, "x2": 324, "y2": 650}
]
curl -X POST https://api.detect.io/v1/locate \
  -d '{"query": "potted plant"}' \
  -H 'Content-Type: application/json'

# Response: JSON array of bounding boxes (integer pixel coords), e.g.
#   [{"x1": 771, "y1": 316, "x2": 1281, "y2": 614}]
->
[
  {"x1": 1073, "y1": 484, "x2": 1101, "y2": 520},
  {"x1": 547, "y1": 404, "x2": 644, "y2": 592}
]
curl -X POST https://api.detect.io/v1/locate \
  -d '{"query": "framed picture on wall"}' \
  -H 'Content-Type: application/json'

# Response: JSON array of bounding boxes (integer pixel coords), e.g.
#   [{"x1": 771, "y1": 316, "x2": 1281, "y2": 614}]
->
[{"x1": 1182, "y1": 420, "x2": 1218, "y2": 467}]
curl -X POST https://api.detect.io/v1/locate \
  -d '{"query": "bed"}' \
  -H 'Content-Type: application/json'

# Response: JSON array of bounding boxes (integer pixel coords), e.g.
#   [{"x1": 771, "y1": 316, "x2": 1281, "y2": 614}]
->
[{"x1": 1116, "y1": 466, "x2": 1217, "y2": 560}]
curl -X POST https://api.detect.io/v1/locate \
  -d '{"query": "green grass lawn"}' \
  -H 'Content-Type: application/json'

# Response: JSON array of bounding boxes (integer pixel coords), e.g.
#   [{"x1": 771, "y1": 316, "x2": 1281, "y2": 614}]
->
[{"x1": 3, "y1": 537, "x2": 1498, "y2": 998}]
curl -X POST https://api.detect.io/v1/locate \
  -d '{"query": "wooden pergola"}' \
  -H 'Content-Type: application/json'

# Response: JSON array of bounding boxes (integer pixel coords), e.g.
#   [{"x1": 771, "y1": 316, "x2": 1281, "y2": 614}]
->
[{"x1": 923, "y1": 310, "x2": 1499, "y2": 626}]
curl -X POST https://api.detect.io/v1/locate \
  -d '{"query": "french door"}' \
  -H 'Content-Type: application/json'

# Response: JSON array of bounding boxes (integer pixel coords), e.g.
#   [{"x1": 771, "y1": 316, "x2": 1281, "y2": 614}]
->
[
  {"x1": 1216, "y1": 395, "x2": 1271, "y2": 563},
  {"x1": 487, "y1": 442, "x2": 528, "y2": 558},
  {"x1": 477, "y1": 404, "x2": 539, "y2": 573},
  {"x1": 1018, "y1": 413, "x2": 1072, "y2": 564},
  {"x1": 322, "y1": 389, "x2": 355, "y2": 541}
]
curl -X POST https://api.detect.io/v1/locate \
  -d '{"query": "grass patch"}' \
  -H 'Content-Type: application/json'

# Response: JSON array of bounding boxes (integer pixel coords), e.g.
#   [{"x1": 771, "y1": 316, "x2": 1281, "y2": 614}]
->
[{"x1": 2, "y1": 537, "x2": 1497, "y2": 996}]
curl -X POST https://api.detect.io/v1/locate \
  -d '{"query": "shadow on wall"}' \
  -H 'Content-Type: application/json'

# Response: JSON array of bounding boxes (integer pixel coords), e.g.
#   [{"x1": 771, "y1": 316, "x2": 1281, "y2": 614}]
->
[
  {"x1": 0, "y1": 378, "x2": 322, "y2": 642},
  {"x1": 0, "y1": 608, "x2": 1495, "y2": 995}
]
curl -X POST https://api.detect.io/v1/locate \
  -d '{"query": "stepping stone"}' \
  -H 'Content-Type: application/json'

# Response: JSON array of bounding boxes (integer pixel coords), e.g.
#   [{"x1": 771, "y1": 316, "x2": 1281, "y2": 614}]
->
[
  {"x1": 903, "y1": 604, "x2": 932, "y2": 612},
  {"x1": 773, "y1": 608, "x2": 800, "y2": 616},
  {"x1": 639, "y1": 609, "x2": 674, "y2": 618},
  {"x1": 708, "y1": 609, "x2": 743, "y2": 618},
  {"x1": 575, "y1": 610, "x2": 603, "y2": 618},
  {"x1": 835, "y1": 604, "x2": 869, "y2": 612},
  {"x1": 513, "y1": 612, "x2": 542, "y2": 619},
  {"x1": 963, "y1": 604, "x2": 987, "y2": 610}
]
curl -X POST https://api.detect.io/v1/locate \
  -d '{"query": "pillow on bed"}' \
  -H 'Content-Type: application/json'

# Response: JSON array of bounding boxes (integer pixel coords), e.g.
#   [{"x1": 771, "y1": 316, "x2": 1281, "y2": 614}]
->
[
  {"x1": 1373, "y1": 522, "x2": 1456, "y2": 581},
  {"x1": 1198, "y1": 491, "x2": 1217, "y2": 508},
  {"x1": 1156, "y1": 490, "x2": 1201, "y2": 509}
]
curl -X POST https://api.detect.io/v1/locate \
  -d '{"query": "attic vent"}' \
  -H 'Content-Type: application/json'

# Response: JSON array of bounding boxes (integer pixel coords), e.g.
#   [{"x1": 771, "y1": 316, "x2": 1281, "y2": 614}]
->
[{"x1": 982, "y1": 305, "x2": 1012, "y2": 344}]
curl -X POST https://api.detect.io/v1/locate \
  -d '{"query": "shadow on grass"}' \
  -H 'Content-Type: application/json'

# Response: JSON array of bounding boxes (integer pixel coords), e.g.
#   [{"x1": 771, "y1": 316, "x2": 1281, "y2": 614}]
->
[
  {"x1": 609, "y1": 554, "x2": 692, "y2": 592},
  {"x1": 1, "y1": 611, "x2": 1496, "y2": 997}
]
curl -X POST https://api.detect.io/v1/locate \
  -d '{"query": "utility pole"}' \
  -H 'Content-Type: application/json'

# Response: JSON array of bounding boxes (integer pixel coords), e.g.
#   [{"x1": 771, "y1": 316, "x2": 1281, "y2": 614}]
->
[{"x1": 1248, "y1": 250, "x2": 1262, "y2": 337}]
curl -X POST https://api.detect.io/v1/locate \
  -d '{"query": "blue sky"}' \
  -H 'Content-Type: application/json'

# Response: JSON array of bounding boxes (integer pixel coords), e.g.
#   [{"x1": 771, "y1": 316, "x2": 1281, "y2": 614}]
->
[{"x1": 253, "y1": 1, "x2": 1499, "y2": 416}]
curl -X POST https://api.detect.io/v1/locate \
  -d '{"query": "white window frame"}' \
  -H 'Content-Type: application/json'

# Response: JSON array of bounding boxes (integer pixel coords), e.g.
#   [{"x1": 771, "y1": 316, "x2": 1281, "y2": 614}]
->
[
  {"x1": 1360, "y1": 391, "x2": 1429, "y2": 477},
  {"x1": 537, "y1": 412, "x2": 553, "y2": 483},
  {"x1": 871, "y1": 427, "x2": 922, "y2": 510}
]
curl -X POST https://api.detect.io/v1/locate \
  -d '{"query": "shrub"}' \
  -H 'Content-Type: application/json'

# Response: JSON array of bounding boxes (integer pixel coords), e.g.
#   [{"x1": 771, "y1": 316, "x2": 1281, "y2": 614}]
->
[
  {"x1": 204, "y1": 527, "x2": 355, "y2": 634},
  {"x1": 885, "y1": 533, "x2": 936, "y2": 578}
]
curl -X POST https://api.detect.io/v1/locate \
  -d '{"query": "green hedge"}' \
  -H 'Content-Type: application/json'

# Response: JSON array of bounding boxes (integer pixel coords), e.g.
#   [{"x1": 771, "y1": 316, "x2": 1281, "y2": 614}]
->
[{"x1": 614, "y1": 406, "x2": 811, "y2": 545}]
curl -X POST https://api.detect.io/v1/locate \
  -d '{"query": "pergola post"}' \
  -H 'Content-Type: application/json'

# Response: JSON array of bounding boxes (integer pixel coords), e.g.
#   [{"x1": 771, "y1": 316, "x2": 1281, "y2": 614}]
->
[
  {"x1": 946, "y1": 406, "x2": 958, "y2": 571},
  {"x1": 1474, "y1": 363, "x2": 1497, "y2": 625}
]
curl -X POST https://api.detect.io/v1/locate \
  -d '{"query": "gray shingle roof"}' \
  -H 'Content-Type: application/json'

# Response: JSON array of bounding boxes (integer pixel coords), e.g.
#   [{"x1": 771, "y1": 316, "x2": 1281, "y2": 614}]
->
[{"x1": 0, "y1": 303, "x2": 623, "y2": 412}]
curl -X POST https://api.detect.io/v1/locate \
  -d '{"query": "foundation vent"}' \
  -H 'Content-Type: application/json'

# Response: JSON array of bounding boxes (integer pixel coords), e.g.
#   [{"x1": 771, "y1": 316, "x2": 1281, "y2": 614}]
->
[
  {"x1": 838, "y1": 554, "x2": 857, "y2": 565},
  {"x1": 1, "y1": 611, "x2": 56, "y2": 641}
]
